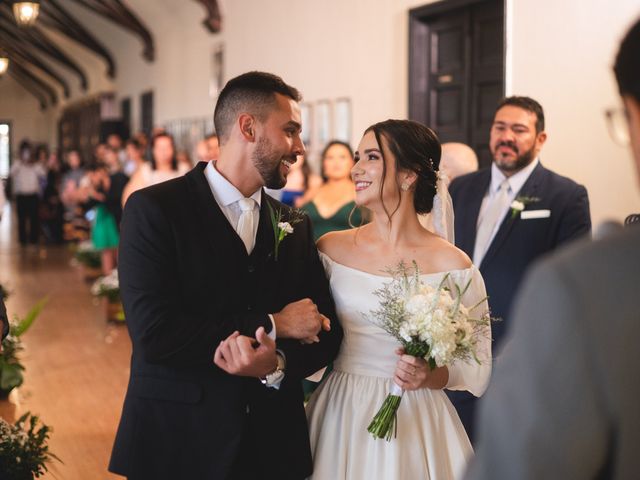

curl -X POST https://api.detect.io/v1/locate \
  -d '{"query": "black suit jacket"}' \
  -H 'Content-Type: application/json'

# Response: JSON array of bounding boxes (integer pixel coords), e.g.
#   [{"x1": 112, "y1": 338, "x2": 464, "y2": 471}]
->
[
  {"x1": 450, "y1": 162, "x2": 591, "y2": 349},
  {"x1": 447, "y1": 162, "x2": 591, "y2": 441},
  {"x1": 109, "y1": 162, "x2": 342, "y2": 480}
]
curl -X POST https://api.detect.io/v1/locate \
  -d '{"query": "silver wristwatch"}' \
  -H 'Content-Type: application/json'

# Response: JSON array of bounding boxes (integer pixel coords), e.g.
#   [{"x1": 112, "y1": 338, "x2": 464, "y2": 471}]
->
[{"x1": 261, "y1": 352, "x2": 286, "y2": 386}]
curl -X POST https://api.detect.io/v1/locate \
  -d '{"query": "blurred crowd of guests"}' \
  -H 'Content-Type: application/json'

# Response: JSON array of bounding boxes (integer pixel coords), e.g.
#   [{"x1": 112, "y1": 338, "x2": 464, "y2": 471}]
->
[{"x1": 4, "y1": 130, "x2": 480, "y2": 275}]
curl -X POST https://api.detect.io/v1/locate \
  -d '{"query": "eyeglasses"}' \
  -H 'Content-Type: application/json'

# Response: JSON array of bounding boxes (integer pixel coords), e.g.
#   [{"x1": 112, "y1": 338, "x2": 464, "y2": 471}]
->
[{"x1": 605, "y1": 107, "x2": 630, "y2": 146}]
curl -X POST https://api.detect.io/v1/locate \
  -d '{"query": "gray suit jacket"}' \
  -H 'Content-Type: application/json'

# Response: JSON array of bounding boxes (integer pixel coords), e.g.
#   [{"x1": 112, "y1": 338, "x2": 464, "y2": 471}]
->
[{"x1": 466, "y1": 227, "x2": 640, "y2": 479}]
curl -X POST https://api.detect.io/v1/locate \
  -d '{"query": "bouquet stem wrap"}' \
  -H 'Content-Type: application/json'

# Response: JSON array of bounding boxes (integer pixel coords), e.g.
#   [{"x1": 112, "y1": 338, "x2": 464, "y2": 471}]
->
[
  {"x1": 367, "y1": 342, "x2": 432, "y2": 441},
  {"x1": 367, "y1": 382, "x2": 404, "y2": 441}
]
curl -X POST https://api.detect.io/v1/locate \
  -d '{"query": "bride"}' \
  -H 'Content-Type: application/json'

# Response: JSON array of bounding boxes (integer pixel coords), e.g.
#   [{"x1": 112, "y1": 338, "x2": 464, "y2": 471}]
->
[{"x1": 306, "y1": 120, "x2": 492, "y2": 479}]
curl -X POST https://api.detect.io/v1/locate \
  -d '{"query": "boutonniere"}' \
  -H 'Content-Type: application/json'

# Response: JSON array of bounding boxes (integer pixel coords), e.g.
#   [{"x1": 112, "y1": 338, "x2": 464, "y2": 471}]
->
[
  {"x1": 510, "y1": 196, "x2": 540, "y2": 219},
  {"x1": 268, "y1": 203, "x2": 304, "y2": 261}
]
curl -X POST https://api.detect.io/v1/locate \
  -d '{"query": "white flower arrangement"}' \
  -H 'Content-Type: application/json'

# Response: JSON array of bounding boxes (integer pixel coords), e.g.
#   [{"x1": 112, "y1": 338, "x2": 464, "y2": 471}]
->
[
  {"x1": 366, "y1": 261, "x2": 490, "y2": 441},
  {"x1": 510, "y1": 196, "x2": 540, "y2": 219},
  {"x1": 91, "y1": 269, "x2": 120, "y2": 303}
]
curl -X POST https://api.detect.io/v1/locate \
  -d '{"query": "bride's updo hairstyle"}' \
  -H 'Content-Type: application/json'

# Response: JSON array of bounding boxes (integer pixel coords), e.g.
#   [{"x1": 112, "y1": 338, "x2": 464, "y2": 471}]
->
[{"x1": 365, "y1": 119, "x2": 441, "y2": 215}]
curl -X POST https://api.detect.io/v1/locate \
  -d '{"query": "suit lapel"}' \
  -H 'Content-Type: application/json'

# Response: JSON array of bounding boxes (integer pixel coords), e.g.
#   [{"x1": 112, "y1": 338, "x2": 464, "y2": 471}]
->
[
  {"x1": 457, "y1": 169, "x2": 491, "y2": 256},
  {"x1": 185, "y1": 162, "x2": 248, "y2": 258},
  {"x1": 480, "y1": 163, "x2": 546, "y2": 268}
]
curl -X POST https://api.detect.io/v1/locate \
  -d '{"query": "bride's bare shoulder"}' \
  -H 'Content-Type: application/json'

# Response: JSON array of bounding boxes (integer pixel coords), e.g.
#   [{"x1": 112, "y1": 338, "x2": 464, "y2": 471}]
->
[
  {"x1": 424, "y1": 234, "x2": 473, "y2": 271},
  {"x1": 317, "y1": 228, "x2": 360, "y2": 261}
]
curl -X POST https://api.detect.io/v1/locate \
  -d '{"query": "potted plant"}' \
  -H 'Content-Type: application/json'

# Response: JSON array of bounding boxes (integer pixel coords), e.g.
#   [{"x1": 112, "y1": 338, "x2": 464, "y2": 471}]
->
[
  {"x1": 0, "y1": 298, "x2": 48, "y2": 399},
  {"x1": 91, "y1": 270, "x2": 124, "y2": 323},
  {"x1": 0, "y1": 412, "x2": 61, "y2": 479},
  {"x1": 72, "y1": 241, "x2": 102, "y2": 281}
]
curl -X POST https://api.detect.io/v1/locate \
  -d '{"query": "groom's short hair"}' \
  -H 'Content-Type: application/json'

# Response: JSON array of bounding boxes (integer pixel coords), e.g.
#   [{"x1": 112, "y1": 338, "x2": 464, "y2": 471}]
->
[
  {"x1": 614, "y1": 17, "x2": 640, "y2": 102},
  {"x1": 214, "y1": 71, "x2": 302, "y2": 144}
]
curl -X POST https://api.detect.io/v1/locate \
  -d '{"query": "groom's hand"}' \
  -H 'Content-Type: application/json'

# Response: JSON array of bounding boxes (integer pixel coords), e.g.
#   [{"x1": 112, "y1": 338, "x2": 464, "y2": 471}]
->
[
  {"x1": 272, "y1": 298, "x2": 326, "y2": 340},
  {"x1": 214, "y1": 327, "x2": 277, "y2": 378}
]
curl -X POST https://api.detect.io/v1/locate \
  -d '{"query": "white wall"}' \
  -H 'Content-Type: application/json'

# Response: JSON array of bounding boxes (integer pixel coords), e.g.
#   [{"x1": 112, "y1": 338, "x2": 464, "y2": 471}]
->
[
  {"x1": 507, "y1": 0, "x2": 640, "y2": 225},
  {"x1": 0, "y1": 0, "x2": 638, "y2": 225},
  {"x1": 0, "y1": 76, "x2": 55, "y2": 150}
]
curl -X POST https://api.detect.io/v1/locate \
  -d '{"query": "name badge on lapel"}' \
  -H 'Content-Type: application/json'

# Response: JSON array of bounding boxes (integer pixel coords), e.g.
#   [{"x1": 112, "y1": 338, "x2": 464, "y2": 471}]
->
[{"x1": 521, "y1": 209, "x2": 551, "y2": 220}]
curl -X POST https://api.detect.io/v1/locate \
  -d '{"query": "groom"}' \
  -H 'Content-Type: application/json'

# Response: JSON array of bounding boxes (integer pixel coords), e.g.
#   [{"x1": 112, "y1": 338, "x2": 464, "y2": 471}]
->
[{"x1": 109, "y1": 71, "x2": 343, "y2": 480}]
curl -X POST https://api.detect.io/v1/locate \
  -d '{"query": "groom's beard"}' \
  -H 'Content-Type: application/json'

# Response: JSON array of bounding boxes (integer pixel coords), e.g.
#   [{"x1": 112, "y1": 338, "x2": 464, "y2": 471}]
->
[
  {"x1": 252, "y1": 136, "x2": 292, "y2": 189},
  {"x1": 493, "y1": 140, "x2": 537, "y2": 173}
]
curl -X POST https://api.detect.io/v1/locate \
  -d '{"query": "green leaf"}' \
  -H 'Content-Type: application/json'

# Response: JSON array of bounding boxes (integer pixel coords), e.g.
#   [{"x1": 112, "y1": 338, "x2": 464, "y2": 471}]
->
[
  {"x1": 0, "y1": 362, "x2": 24, "y2": 390},
  {"x1": 11, "y1": 296, "x2": 48, "y2": 337}
]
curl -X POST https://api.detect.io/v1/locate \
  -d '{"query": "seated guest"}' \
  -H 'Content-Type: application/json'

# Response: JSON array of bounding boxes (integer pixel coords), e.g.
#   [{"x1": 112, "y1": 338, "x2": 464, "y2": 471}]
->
[
  {"x1": 122, "y1": 133, "x2": 189, "y2": 206},
  {"x1": 301, "y1": 140, "x2": 364, "y2": 240}
]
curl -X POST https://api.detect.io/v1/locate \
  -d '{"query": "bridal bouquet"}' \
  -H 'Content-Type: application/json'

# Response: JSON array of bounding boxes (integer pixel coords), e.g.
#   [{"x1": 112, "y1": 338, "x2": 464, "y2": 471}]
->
[{"x1": 367, "y1": 262, "x2": 489, "y2": 441}]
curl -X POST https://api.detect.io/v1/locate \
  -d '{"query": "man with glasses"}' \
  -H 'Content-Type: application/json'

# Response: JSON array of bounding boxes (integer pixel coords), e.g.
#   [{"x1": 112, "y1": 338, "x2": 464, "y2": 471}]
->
[
  {"x1": 466, "y1": 17, "x2": 640, "y2": 479},
  {"x1": 447, "y1": 96, "x2": 592, "y2": 441}
]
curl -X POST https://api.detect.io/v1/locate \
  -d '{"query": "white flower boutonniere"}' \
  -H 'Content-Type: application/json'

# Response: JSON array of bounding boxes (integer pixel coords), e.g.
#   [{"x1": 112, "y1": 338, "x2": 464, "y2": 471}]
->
[
  {"x1": 268, "y1": 204, "x2": 304, "y2": 261},
  {"x1": 510, "y1": 196, "x2": 540, "y2": 219}
]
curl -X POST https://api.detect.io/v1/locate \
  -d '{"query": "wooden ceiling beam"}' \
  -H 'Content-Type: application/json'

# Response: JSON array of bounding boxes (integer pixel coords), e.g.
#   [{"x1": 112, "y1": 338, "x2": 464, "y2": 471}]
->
[
  {"x1": 5, "y1": 70, "x2": 49, "y2": 110},
  {"x1": 194, "y1": 0, "x2": 221, "y2": 33},
  {"x1": 6, "y1": 60, "x2": 58, "y2": 106},
  {"x1": 0, "y1": 34, "x2": 71, "y2": 98},
  {"x1": 67, "y1": 0, "x2": 155, "y2": 61},
  {"x1": 40, "y1": 0, "x2": 117, "y2": 78},
  {"x1": 0, "y1": 10, "x2": 89, "y2": 90}
]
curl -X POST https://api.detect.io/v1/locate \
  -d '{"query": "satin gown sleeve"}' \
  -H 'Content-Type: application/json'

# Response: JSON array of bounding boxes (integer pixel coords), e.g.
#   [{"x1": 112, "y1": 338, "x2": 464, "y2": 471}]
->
[{"x1": 444, "y1": 266, "x2": 492, "y2": 397}]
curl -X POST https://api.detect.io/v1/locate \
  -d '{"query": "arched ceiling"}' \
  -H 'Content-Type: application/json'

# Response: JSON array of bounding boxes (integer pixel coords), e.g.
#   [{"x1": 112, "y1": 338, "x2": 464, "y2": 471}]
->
[{"x1": 0, "y1": 0, "x2": 220, "y2": 110}]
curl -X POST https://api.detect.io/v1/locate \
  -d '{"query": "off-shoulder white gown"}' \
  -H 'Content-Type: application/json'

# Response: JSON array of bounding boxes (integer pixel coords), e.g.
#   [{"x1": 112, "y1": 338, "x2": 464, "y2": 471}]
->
[{"x1": 306, "y1": 254, "x2": 492, "y2": 480}]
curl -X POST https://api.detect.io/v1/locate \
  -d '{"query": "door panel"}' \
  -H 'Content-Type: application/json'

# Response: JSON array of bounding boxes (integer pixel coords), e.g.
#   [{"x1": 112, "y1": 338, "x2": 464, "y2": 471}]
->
[{"x1": 409, "y1": 0, "x2": 504, "y2": 169}]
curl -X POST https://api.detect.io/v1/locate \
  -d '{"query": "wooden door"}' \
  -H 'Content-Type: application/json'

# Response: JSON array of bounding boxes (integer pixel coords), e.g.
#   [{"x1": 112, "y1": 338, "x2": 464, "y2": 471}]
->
[{"x1": 409, "y1": 0, "x2": 504, "y2": 168}]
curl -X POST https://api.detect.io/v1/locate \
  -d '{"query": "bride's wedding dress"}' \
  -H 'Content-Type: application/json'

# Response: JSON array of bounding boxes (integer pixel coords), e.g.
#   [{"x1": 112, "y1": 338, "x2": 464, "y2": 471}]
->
[{"x1": 306, "y1": 254, "x2": 492, "y2": 480}]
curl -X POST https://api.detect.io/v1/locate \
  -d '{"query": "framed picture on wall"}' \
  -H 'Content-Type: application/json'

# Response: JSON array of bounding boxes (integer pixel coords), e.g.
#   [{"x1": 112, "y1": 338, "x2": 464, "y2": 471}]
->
[
  {"x1": 316, "y1": 100, "x2": 331, "y2": 148},
  {"x1": 209, "y1": 44, "x2": 224, "y2": 99},
  {"x1": 300, "y1": 102, "x2": 313, "y2": 149},
  {"x1": 333, "y1": 98, "x2": 351, "y2": 143}
]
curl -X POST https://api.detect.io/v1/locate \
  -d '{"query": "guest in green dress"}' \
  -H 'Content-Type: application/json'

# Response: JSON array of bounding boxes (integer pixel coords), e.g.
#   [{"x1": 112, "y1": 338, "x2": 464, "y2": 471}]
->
[{"x1": 301, "y1": 140, "x2": 365, "y2": 241}]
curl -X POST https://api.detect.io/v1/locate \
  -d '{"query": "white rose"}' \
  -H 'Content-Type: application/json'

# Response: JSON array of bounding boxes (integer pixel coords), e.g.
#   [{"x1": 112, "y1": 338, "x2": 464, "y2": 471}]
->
[
  {"x1": 278, "y1": 222, "x2": 294, "y2": 234},
  {"x1": 510, "y1": 200, "x2": 525, "y2": 211}
]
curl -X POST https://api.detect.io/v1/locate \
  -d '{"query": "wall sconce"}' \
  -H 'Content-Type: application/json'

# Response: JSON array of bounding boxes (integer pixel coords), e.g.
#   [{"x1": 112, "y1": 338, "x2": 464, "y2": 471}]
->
[{"x1": 13, "y1": 1, "x2": 40, "y2": 27}]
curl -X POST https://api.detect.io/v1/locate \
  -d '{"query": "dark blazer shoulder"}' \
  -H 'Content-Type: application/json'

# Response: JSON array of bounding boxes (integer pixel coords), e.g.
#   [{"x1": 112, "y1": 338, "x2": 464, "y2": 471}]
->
[
  {"x1": 450, "y1": 167, "x2": 489, "y2": 187},
  {"x1": 535, "y1": 163, "x2": 584, "y2": 191}
]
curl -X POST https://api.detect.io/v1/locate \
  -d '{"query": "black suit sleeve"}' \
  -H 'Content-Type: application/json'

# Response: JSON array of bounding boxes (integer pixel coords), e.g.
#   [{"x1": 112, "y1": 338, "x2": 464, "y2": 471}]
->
[
  {"x1": 277, "y1": 218, "x2": 343, "y2": 382},
  {"x1": 1, "y1": 298, "x2": 8, "y2": 340},
  {"x1": 119, "y1": 191, "x2": 273, "y2": 366},
  {"x1": 555, "y1": 183, "x2": 591, "y2": 245}
]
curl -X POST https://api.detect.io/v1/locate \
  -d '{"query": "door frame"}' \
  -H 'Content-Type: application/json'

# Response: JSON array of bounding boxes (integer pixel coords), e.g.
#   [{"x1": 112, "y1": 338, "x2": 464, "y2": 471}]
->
[{"x1": 408, "y1": 0, "x2": 505, "y2": 127}]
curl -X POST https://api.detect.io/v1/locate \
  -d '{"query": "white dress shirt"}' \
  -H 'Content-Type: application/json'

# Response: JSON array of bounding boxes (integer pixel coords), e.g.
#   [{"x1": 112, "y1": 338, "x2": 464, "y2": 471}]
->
[{"x1": 476, "y1": 158, "x2": 540, "y2": 253}]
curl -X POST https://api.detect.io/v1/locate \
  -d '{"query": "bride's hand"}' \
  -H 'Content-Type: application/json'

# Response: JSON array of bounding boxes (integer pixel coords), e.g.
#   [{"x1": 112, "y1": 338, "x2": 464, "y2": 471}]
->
[{"x1": 393, "y1": 348, "x2": 449, "y2": 391}]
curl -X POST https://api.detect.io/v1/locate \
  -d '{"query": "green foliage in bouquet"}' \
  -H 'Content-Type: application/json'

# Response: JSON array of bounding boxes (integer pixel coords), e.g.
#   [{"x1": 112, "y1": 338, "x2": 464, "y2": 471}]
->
[
  {"x1": 0, "y1": 298, "x2": 48, "y2": 395},
  {"x1": 0, "y1": 412, "x2": 61, "y2": 479}
]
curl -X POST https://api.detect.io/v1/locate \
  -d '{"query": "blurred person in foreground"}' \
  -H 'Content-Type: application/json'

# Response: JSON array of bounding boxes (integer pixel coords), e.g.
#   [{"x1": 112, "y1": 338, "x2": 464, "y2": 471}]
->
[{"x1": 466, "y1": 16, "x2": 640, "y2": 480}]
